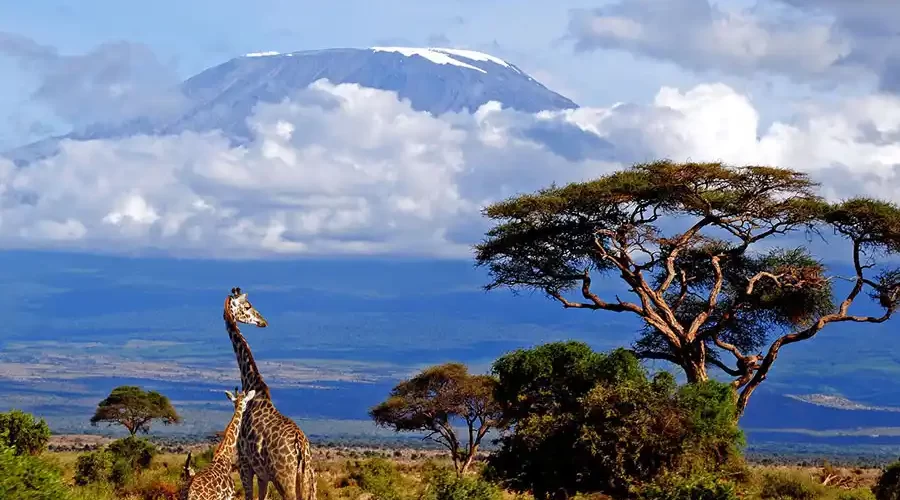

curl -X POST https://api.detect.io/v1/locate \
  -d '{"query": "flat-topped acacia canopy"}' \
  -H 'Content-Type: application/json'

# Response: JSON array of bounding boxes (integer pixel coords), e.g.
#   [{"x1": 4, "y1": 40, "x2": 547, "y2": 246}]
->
[{"x1": 475, "y1": 160, "x2": 900, "y2": 415}]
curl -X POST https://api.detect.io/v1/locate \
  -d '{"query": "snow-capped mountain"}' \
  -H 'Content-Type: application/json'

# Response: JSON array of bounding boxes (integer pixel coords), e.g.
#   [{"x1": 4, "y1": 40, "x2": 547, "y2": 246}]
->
[{"x1": 5, "y1": 47, "x2": 578, "y2": 164}]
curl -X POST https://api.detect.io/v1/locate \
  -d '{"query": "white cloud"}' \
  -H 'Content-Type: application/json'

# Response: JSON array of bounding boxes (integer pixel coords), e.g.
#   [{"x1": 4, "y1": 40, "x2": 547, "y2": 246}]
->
[
  {"x1": 3, "y1": 78, "x2": 900, "y2": 258},
  {"x1": 566, "y1": 0, "x2": 854, "y2": 84}
]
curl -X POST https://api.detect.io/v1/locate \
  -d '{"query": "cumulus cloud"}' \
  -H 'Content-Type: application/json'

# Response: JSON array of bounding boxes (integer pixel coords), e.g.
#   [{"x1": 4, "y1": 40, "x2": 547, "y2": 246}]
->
[
  {"x1": 2, "y1": 78, "x2": 900, "y2": 258},
  {"x1": 0, "y1": 32, "x2": 186, "y2": 131}
]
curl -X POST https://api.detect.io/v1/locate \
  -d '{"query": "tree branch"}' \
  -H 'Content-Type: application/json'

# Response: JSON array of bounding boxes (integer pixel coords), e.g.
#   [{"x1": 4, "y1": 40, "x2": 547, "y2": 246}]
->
[{"x1": 736, "y1": 240, "x2": 897, "y2": 414}]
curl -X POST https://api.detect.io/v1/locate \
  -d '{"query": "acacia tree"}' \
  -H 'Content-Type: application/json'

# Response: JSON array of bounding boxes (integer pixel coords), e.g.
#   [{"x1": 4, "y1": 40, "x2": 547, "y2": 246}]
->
[
  {"x1": 90, "y1": 386, "x2": 181, "y2": 436},
  {"x1": 370, "y1": 363, "x2": 501, "y2": 475},
  {"x1": 475, "y1": 160, "x2": 900, "y2": 416}
]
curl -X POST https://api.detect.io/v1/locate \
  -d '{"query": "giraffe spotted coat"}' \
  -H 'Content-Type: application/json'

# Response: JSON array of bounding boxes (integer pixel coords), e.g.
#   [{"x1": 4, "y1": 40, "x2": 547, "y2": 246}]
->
[
  {"x1": 180, "y1": 389, "x2": 257, "y2": 500},
  {"x1": 225, "y1": 288, "x2": 317, "y2": 500}
]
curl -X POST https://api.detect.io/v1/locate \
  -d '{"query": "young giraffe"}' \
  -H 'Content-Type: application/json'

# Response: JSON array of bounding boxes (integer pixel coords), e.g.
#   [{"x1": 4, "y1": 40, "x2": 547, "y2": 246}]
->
[
  {"x1": 224, "y1": 287, "x2": 317, "y2": 500},
  {"x1": 180, "y1": 388, "x2": 257, "y2": 500}
]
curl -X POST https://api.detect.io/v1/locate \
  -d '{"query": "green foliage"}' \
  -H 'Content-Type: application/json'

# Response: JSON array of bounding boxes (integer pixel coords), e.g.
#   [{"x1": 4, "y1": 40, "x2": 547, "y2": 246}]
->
[
  {"x1": 0, "y1": 410, "x2": 51, "y2": 456},
  {"x1": 73, "y1": 437, "x2": 156, "y2": 489},
  {"x1": 841, "y1": 488, "x2": 877, "y2": 500},
  {"x1": 90, "y1": 386, "x2": 181, "y2": 436},
  {"x1": 636, "y1": 472, "x2": 739, "y2": 500},
  {"x1": 487, "y1": 342, "x2": 744, "y2": 499},
  {"x1": 347, "y1": 457, "x2": 404, "y2": 500},
  {"x1": 108, "y1": 436, "x2": 157, "y2": 473},
  {"x1": 74, "y1": 450, "x2": 112, "y2": 486},
  {"x1": 109, "y1": 459, "x2": 134, "y2": 488},
  {"x1": 874, "y1": 460, "x2": 900, "y2": 500},
  {"x1": 370, "y1": 362, "x2": 501, "y2": 474},
  {"x1": 0, "y1": 439, "x2": 70, "y2": 500},
  {"x1": 758, "y1": 470, "x2": 826, "y2": 499},
  {"x1": 422, "y1": 464, "x2": 502, "y2": 500}
]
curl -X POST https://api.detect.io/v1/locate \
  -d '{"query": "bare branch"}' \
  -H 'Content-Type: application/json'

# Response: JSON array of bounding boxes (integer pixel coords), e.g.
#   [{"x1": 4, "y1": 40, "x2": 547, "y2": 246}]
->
[{"x1": 686, "y1": 255, "x2": 724, "y2": 341}]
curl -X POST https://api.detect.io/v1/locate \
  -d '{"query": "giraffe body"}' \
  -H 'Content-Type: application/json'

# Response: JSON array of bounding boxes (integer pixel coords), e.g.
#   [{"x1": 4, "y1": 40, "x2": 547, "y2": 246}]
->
[
  {"x1": 180, "y1": 389, "x2": 257, "y2": 500},
  {"x1": 224, "y1": 288, "x2": 317, "y2": 500}
]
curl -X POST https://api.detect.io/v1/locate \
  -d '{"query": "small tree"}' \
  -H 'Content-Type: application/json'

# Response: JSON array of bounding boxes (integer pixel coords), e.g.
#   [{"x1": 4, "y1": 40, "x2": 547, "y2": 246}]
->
[
  {"x1": 476, "y1": 160, "x2": 900, "y2": 416},
  {"x1": 370, "y1": 363, "x2": 501, "y2": 475},
  {"x1": 0, "y1": 409, "x2": 51, "y2": 456},
  {"x1": 90, "y1": 386, "x2": 181, "y2": 436}
]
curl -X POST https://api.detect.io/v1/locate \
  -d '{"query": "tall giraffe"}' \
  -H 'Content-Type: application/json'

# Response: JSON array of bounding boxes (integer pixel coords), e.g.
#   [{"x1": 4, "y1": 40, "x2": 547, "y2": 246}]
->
[
  {"x1": 180, "y1": 388, "x2": 257, "y2": 500},
  {"x1": 224, "y1": 287, "x2": 317, "y2": 500}
]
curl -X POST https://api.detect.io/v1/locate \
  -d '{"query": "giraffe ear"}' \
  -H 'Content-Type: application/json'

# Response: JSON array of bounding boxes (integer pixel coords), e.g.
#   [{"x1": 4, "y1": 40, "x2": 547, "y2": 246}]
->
[
  {"x1": 225, "y1": 390, "x2": 235, "y2": 401},
  {"x1": 245, "y1": 389, "x2": 257, "y2": 401}
]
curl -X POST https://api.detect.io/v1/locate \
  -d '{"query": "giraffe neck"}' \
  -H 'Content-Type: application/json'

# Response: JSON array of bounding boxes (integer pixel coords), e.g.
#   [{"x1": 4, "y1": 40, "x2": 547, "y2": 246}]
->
[
  {"x1": 212, "y1": 401, "x2": 246, "y2": 461},
  {"x1": 224, "y1": 299, "x2": 271, "y2": 399}
]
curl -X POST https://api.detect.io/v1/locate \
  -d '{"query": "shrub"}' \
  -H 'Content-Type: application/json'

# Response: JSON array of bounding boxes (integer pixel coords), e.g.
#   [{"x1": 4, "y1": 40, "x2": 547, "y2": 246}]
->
[
  {"x1": 875, "y1": 461, "x2": 900, "y2": 500},
  {"x1": 0, "y1": 410, "x2": 51, "y2": 456},
  {"x1": 423, "y1": 465, "x2": 502, "y2": 500},
  {"x1": 109, "y1": 459, "x2": 135, "y2": 488},
  {"x1": 637, "y1": 472, "x2": 739, "y2": 500},
  {"x1": 0, "y1": 439, "x2": 70, "y2": 500},
  {"x1": 347, "y1": 457, "x2": 404, "y2": 500},
  {"x1": 74, "y1": 450, "x2": 112, "y2": 486},
  {"x1": 488, "y1": 344, "x2": 745, "y2": 499},
  {"x1": 842, "y1": 488, "x2": 877, "y2": 500},
  {"x1": 108, "y1": 436, "x2": 157, "y2": 473},
  {"x1": 758, "y1": 470, "x2": 825, "y2": 500}
]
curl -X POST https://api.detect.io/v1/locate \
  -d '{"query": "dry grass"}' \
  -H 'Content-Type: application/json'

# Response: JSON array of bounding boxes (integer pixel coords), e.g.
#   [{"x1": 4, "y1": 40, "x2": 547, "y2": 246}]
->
[{"x1": 40, "y1": 447, "x2": 885, "y2": 500}]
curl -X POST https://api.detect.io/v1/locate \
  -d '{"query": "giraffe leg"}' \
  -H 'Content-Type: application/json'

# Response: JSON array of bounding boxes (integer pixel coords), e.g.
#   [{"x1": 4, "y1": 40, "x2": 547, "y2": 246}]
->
[
  {"x1": 275, "y1": 469, "x2": 298, "y2": 500},
  {"x1": 238, "y1": 461, "x2": 255, "y2": 500},
  {"x1": 297, "y1": 463, "x2": 317, "y2": 500},
  {"x1": 257, "y1": 477, "x2": 269, "y2": 500}
]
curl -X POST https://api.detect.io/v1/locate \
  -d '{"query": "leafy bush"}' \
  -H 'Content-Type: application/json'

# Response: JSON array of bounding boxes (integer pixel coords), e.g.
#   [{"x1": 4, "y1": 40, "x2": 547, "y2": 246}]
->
[
  {"x1": 637, "y1": 472, "x2": 739, "y2": 500},
  {"x1": 0, "y1": 410, "x2": 51, "y2": 456},
  {"x1": 423, "y1": 465, "x2": 502, "y2": 500},
  {"x1": 347, "y1": 457, "x2": 404, "y2": 500},
  {"x1": 108, "y1": 436, "x2": 157, "y2": 473},
  {"x1": 841, "y1": 488, "x2": 877, "y2": 500},
  {"x1": 74, "y1": 450, "x2": 112, "y2": 486},
  {"x1": 109, "y1": 458, "x2": 135, "y2": 488},
  {"x1": 487, "y1": 343, "x2": 745, "y2": 499},
  {"x1": 875, "y1": 461, "x2": 900, "y2": 500},
  {"x1": 758, "y1": 470, "x2": 825, "y2": 500},
  {"x1": 0, "y1": 439, "x2": 70, "y2": 500}
]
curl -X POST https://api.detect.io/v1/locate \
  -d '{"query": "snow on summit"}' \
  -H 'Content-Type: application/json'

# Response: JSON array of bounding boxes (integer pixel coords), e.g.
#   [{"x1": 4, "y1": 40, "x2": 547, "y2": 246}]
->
[{"x1": 370, "y1": 47, "x2": 516, "y2": 73}]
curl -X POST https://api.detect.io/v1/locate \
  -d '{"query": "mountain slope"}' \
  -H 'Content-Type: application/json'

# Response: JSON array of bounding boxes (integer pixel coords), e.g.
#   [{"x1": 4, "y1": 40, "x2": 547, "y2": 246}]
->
[{"x1": 4, "y1": 47, "x2": 578, "y2": 164}]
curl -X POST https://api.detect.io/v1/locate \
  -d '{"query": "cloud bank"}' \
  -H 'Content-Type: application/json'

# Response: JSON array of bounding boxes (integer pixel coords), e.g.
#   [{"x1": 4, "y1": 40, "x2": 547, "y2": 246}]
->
[
  {"x1": 0, "y1": 32, "x2": 185, "y2": 129},
  {"x1": 2, "y1": 78, "x2": 900, "y2": 258},
  {"x1": 566, "y1": 0, "x2": 900, "y2": 89}
]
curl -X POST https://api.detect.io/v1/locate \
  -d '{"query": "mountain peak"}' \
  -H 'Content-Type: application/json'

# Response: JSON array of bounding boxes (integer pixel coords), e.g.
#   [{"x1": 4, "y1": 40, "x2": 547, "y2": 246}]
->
[
  {"x1": 369, "y1": 47, "x2": 518, "y2": 74},
  {"x1": 5, "y1": 46, "x2": 578, "y2": 165}
]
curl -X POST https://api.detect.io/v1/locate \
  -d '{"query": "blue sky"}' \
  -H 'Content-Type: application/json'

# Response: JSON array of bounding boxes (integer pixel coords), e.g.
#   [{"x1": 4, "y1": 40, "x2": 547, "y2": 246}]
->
[{"x1": 1, "y1": 0, "x2": 899, "y2": 258}]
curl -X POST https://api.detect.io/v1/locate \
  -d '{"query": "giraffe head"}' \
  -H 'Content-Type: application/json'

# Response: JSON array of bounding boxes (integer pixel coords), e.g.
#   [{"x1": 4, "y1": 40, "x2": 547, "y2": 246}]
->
[
  {"x1": 227, "y1": 287, "x2": 268, "y2": 327},
  {"x1": 224, "y1": 387, "x2": 258, "y2": 411}
]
